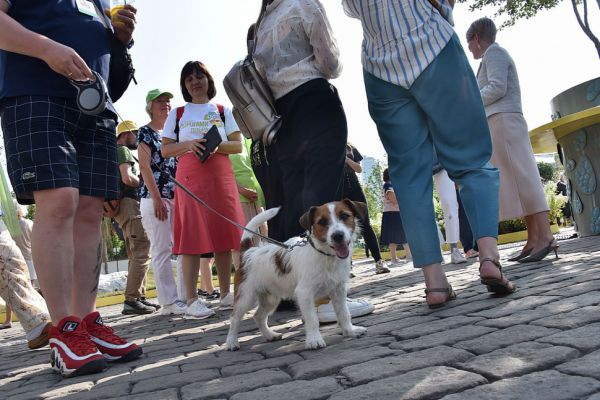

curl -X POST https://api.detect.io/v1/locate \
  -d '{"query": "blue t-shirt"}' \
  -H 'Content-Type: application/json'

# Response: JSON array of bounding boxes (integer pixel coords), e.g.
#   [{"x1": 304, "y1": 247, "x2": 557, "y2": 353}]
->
[{"x1": 0, "y1": 0, "x2": 111, "y2": 99}]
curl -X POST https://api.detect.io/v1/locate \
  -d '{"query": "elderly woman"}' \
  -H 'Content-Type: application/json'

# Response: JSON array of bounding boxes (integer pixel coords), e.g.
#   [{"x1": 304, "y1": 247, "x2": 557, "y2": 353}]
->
[
  {"x1": 343, "y1": 0, "x2": 516, "y2": 307},
  {"x1": 162, "y1": 61, "x2": 245, "y2": 318},
  {"x1": 466, "y1": 17, "x2": 557, "y2": 263},
  {"x1": 137, "y1": 89, "x2": 188, "y2": 315}
]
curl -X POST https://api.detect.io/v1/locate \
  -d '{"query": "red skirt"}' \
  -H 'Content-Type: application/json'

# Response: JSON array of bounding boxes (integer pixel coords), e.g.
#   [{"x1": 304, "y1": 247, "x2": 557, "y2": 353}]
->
[{"x1": 173, "y1": 153, "x2": 245, "y2": 255}]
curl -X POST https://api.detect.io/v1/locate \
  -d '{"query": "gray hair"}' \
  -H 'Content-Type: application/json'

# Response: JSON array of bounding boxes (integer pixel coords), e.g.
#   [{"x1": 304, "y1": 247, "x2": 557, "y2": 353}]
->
[
  {"x1": 466, "y1": 17, "x2": 497, "y2": 43},
  {"x1": 145, "y1": 101, "x2": 153, "y2": 118},
  {"x1": 14, "y1": 201, "x2": 27, "y2": 218}
]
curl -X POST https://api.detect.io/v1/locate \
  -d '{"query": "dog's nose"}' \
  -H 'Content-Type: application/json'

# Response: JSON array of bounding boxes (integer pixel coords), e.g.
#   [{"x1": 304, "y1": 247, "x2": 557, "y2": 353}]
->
[{"x1": 331, "y1": 231, "x2": 345, "y2": 244}]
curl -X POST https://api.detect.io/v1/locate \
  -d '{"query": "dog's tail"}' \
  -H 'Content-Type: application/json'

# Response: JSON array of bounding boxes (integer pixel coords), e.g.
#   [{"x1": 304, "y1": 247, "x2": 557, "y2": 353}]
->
[{"x1": 240, "y1": 207, "x2": 281, "y2": 252}]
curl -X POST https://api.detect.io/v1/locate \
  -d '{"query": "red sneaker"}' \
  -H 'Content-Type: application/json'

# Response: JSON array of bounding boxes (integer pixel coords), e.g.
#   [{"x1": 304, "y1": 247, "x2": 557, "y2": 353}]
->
[
  {"x1": 83, "y1": 311, "x2": 142, "y2": 362},
  {"x1": 49, "y1": 316, "x2": 107, "y2": 378}
]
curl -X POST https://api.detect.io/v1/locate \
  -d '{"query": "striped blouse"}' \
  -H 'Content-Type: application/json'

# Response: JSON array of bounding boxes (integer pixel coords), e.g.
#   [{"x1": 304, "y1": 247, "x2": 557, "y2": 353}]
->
[{"x1": 342, "y1": 0, "x2": 455, "y2": 89}]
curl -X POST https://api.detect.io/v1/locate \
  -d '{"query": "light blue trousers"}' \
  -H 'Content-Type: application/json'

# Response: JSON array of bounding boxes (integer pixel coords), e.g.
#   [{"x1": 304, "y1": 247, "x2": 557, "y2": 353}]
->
[{"x1": 363, "y1": 35, "x2": 499, "y2": 268}]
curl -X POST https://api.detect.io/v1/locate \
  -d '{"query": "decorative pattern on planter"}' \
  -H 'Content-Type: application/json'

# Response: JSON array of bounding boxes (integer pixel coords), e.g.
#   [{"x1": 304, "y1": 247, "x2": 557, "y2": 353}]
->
[
  {"x1": 566, "y1": 159, "x2": 576, "y2": 171},
  {"x1": 574, "y1": 130, "x2": 587, "y2": 151},
  {"x1": 575, "y1": 156, "x2": 597, "y2": 194},
  {"x1": 592, "y1": 207, "x2": 600, "y2": 234},
  {"x1": 586, "y1": 79, "x2": 600, "y2": 105},
  {"x1": 572, "y1": 190, "x2": 583, "y2": 214}
]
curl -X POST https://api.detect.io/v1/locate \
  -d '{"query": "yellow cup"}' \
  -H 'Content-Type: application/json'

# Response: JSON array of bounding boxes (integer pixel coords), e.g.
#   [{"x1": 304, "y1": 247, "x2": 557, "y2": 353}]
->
[{"x1": 110, "y1": 4, "x2": 125, "y2": 26}]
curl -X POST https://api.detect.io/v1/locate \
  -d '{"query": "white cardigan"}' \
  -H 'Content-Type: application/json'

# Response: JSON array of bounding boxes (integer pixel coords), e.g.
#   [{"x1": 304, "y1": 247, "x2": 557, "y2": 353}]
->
[{"x1": 477, "y1": 43, "x2": 523, "y2": 117}]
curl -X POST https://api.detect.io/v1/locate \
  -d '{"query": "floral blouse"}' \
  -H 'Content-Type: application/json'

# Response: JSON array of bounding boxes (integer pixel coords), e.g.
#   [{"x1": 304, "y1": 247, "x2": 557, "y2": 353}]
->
[{"x1": 137, "y1": 125, "x2": 177, "y2": 200}]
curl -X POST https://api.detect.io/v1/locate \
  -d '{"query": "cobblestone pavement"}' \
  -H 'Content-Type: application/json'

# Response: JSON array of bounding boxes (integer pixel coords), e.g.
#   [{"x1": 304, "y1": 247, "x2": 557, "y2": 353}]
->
[{"x1": 1, "y1": 235, "x2": 599, "y2": 400}]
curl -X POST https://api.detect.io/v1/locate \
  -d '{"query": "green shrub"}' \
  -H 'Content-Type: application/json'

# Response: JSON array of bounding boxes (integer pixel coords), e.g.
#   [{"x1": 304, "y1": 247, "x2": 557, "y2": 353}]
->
[{"x1": 537, "y1": 162, "x2": 555, "y2": 183}]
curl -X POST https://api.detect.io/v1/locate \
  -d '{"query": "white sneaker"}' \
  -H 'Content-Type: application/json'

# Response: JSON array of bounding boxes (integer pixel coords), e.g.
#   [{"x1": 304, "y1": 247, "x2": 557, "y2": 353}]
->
[
  {"x1": 450, "y1": 248, "x2": 467, "y2": 264},
  {"x1": 388, "y1": 259, "x2": 406, "y2": 267},
  {"x1": 317, "y1": 298, "x2": 374, "y2": 323},
  {"x1": 219, "y1": 292, "x2": 234, "y2": 310},
  {"x1": 160, "y1": 300, "x2": 187, "y2": 315},
  {"x1": 185, "y1": 299, "x2": 215, "y2": 319}
]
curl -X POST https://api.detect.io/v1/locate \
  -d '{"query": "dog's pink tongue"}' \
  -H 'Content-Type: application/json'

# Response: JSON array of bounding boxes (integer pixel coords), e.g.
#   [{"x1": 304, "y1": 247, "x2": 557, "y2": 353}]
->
[{"x1": 334, "y1": 244, "x2": 350, "y2": 259}]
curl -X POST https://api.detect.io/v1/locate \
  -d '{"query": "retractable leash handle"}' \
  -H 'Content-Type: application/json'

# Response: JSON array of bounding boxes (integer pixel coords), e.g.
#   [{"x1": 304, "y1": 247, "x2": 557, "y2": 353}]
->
[
  {"x1": 109, "y1": 104, "x2": 291, "y2": 250},
  {"x1": 70, "y1": 70, "x2": 109, "y2": 115}
]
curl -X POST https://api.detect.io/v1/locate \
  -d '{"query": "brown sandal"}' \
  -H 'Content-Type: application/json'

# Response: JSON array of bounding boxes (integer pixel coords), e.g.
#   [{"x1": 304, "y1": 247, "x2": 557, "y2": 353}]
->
[
  {"x1": 424, "y1": 285, "x2": 457, "y2": 309},
  {"x1": 479, "y1": 258, "x2": 517, "y2": 295}
]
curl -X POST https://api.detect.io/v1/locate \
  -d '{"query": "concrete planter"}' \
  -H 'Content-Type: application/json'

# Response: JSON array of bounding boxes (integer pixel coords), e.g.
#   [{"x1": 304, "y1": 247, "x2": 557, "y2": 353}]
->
[{"x1": 530, "y1": 77, "x2": 600, "y2": 237}]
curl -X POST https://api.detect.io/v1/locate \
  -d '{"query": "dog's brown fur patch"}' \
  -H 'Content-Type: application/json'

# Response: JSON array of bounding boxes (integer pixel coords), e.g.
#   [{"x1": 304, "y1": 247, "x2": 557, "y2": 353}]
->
[
  {"x1": 310, "y1": 205, "x2": 331, "y2": 243},
  {"x1": 273, "y1": 250, "x2": 290, "y2": 275},
  {"x1": 240, "y1": 237, "x2": 253, "y2": 253}
]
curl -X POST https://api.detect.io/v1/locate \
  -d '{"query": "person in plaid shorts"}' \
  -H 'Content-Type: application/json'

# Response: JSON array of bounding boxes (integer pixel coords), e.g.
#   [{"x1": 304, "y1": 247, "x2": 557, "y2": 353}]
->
[{"x1": 0, "y1": 0, "x2": 142, "y2": 378}]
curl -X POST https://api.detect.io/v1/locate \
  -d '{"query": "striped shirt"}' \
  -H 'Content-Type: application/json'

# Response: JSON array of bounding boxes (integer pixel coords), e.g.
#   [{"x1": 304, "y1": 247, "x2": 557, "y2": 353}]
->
[{"x1": 342, "y1": 0, "x2": 455, "y2": 89}]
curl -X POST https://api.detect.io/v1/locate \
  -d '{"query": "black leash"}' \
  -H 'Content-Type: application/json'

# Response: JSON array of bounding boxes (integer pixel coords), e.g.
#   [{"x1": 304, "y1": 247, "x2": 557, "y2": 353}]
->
[{"x1": 112, "y1": 107, "x2": 292, "y2": 250}]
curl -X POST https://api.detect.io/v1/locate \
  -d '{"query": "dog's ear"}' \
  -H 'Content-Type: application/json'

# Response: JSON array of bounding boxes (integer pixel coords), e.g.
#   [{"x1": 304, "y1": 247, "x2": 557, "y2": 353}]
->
[
  {"x1": 299, "y1": 206, "x2": 317, "y2": 231},
  {"x1": 342, "y1": 199, "x2": 368, "y2": 221}
]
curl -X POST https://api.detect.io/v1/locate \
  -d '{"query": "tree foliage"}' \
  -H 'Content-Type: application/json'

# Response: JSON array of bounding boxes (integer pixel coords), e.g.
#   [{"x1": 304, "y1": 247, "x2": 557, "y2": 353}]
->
[{"x1": 460, "y1": 0, "x2": 600, "y2": 59}]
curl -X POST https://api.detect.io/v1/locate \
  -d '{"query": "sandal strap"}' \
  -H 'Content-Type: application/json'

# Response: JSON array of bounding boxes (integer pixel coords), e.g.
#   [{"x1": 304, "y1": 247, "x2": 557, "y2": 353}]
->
[
  {"x1": 479, "y1": 257, "x2": 504, "y2": 279},
  {"x1": 424, "y1": 287, "x2": 452, "y2": 294}
]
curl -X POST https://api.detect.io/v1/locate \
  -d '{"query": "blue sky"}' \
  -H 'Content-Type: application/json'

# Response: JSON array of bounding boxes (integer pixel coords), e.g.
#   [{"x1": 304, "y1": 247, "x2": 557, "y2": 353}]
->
[{"x1": 111, "y1": 1, "x2": 599, "y2": 159}]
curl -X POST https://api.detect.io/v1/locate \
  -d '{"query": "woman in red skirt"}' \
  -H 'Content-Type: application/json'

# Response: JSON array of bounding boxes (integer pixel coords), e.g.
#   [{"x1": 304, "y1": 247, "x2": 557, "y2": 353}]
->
[{"x1": 161, "y1": 61, "x2": 245, "y2": 318}]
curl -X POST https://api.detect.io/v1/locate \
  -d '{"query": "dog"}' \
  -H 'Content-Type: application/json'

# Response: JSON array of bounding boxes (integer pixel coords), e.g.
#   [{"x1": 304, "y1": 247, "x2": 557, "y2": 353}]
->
[{"x1": 224, "y1": 199, "x2": 368, "y2": 351}]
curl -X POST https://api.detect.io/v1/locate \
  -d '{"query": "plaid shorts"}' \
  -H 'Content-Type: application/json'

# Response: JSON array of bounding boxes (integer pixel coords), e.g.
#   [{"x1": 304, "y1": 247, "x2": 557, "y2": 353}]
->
[{"x1": 0, "y1": 96, "x2": 120, "y2": 204}]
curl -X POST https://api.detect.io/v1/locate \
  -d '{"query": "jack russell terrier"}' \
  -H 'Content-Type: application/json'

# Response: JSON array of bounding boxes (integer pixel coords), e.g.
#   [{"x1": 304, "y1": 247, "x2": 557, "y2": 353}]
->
[{"x1": 225, "y1": 199, "x2": 368, "y2": 351}]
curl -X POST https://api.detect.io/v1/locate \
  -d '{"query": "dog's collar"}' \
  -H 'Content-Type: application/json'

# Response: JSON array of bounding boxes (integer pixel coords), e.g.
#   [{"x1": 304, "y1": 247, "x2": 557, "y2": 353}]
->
[{"x1": 306, "y1": 235, "x2": 336, "y2": 258}]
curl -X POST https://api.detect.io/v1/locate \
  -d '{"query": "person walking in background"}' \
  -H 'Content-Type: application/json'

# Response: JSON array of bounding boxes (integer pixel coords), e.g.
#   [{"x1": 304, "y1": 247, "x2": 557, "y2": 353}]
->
[
  {"x1": 343, "y1": 0, "x2": 516, "y2": 308},
  {"x1": 343, "y1": 144, "x2": 389, "y2": 274},
  {"x1": 380, "y1": 168, "x2": 411, "y2": 266},
  {"x1": 0, "y1": 0, "x2": 142, "y2": 377},
  {"x1": 161, "y1": 61, "x2": 244, "y2": 317},
  {"x1": 467, "y1": 17, "x2": 556, "y2": 263},
  {"x1": 138, "y1": 89, "x2": 188, "y2": 316},
  {"x1": 432, "y1": 152, "x2": 467, "y2": 264},
  {"x1": 114, "y1": 121, "x2": 158, "y2": 316},
  {"x1": 253, "y1": 0, "x2": 374, "y2": 321},
  {"x1": 555, "y1": 173, "x2": 572, "y2": 226}
]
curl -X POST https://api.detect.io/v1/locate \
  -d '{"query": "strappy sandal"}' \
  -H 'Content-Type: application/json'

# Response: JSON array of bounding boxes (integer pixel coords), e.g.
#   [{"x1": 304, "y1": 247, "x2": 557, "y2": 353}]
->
[
  {"x1": 479, "y1": 258, "x2": 517, "y2": 295},
  {"x1": 424, "y1": 285, "x2": 457, "y2": 309}
]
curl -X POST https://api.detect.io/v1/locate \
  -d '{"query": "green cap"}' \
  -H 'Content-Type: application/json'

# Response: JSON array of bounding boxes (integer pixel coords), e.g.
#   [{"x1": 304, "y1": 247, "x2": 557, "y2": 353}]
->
[{"x1": 146, "y1": 89, "x2": 174, "y2": 104}]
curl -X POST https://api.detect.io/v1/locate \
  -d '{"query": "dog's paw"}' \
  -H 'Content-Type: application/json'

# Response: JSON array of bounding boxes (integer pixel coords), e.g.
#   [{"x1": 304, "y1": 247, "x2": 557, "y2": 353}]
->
[
  {"x1": 224, "y1": 339, "x2": 240, "y2": 351},
  {"x1": 343, "y1": 325, "x2": 367, "y2": 338},
  {"x1": 264, "y1": 330, "x2": 283, "y2": 342},
  {"x1": 305, "y1": 336, "x2": 327, "y2": 350}
]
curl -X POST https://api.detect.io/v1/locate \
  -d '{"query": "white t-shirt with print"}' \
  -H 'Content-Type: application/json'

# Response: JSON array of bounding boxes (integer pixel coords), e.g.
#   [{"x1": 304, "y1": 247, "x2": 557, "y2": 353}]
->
[{"x1": 161, "y1": 103, "x2": 239, "y2": 143}]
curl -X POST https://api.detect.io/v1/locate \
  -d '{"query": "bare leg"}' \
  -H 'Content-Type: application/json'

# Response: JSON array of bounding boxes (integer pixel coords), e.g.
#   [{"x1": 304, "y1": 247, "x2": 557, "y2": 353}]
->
[
  {"x1": 214, "y1": 251, "x2": 232, "y2": 298},
  {"x1": 389, "y1": 243, "x2": 397, "y2": 262},
  {"x1": 32, "y1": 188, "x2": 78, "y2": 323},
  {"x1": 422, "y1": 263, "x2": 450, "y2": 306},
  {"x1": 199, "y1": 258, "x2": 214, "y2": 293},
  {"x1": 522, "y1": 214, "x2": 536, "y2": 253},
  {"x1": 403, "y1": 243, "x2": 412, "y2": 260},
  {"x1": 72, "y1": 195, "x2": 105, "y2": 318},
  {"x1": 529, "y1": 211, "x2": 554, "y2": 252},
  {"x1": 254, "y1": 293, "x2": 282, "y2": 341},
  {"x1": 182, "y1": 255, "x2": 201, "y2": 305}
]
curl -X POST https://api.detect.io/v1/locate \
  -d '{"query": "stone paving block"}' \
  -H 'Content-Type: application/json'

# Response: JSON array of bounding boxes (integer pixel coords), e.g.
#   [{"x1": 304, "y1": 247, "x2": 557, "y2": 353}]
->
[
  {"x1": 427, "y1": 297, "x2": 513, "y2": 318},
  {"x1": 104, "y1": 388, "x2": 179, "y2": 400},
  {"x1": 391, "y1": 325, "x2": 496, "y2": 351},
  {"x1": 37, "y1": 381, "x2": 95, "y2": 399},
  {"x1": 457, "y1": 341, "x2": 579, "y2": 380},
  {"x1": 556, "y1": 349, "x2": 600, "y2": 379},
  {"x1": 455, "y1": 325, "x2": 560, "y2": 355},
  {"x1": 299, "y1": 336, "x2": 395, "y2": 360},
  {"x1": 180, "y1": 368, "x2": 291, "y2": 400},
  {"x1": 469, "y1": 296, "x2": 558, "y2": 319},
  {"x1": 341, "y1": 345, "x2": 474, "y2": 385},
  {"x1": 179, "y1": 351, "x2": 263, "y2": 372},
  {"x1": 131, "y1": 368, "x2": 220, "y2": 394},
  {"x1": 361, "y1": 315, "x2": 438, "y2": 335},
  {"x1": 390, "y1": 316, "x2": 484, "y2": 339},
  {"x1": 229, "y1": 377, "x2": 342, "y2": 400},
  {"x1": 537, "y1": 322, "x2": 600, "y2": 352},
  {"x1": 439, "y1": 370, "x2": 600, "y2": 400},
  {"x1": 66, "y1": 382, "x2": 132, "y2": 400},
  {"x1": 330, "y1": 366, "x2": 487, "y2": 400},
  {"x1": 221, "y1": 354, "x2": 303, "y2": 377},
  {"x1": 289, "y1": 346, "x2": 398, "y2": 379},
  {"x1": 532, "y1": 305, "x2": 600, "y2": 329}
]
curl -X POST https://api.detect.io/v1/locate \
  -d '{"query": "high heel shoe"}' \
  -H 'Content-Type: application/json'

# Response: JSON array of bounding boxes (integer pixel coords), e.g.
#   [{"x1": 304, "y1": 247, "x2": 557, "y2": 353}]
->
[
  {"x1": 479, "y1": 258, "x2": 516, "y2": 295},
  {"x1": 519, "y1": 240, "x2": 559, "y2": 263},
  {"x1": 507, "y1": 248, "x2": 532, "y2": 262}
]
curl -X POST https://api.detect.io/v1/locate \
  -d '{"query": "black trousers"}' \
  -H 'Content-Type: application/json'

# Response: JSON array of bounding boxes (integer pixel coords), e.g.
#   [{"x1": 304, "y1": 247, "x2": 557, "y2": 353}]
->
[
  {"x1": 343, "y1": 174, "x2": 382, "y2": 261},
  {"x1": 252, "y1": 79, "x2": 347, "y2": 241}
]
